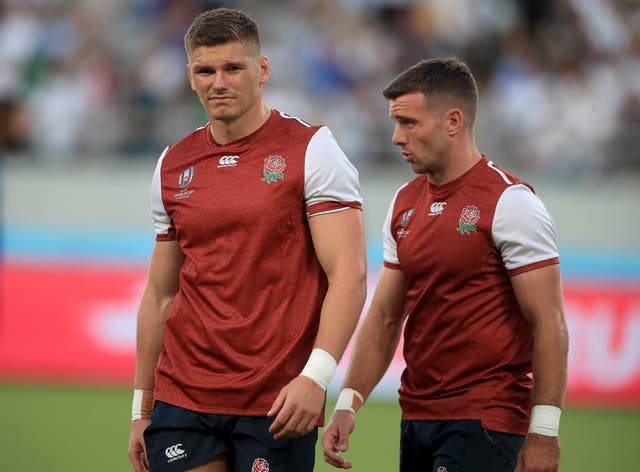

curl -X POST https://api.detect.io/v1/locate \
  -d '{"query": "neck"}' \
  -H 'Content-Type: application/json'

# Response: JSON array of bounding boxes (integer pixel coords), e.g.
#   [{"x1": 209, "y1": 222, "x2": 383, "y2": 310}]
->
[
  {"x1": 428, "y1": 137, "x2": 482, "y2": 186},
  {"x1": 210, "y1": 103, "x2": 271, "y2": 145}
]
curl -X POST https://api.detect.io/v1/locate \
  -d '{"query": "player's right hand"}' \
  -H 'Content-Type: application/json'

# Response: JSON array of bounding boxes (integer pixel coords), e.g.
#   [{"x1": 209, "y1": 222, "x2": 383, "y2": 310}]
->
[
  {"x1": 322, "y1": 410, "x2": 356, "y2": 469},
  {"x1": 267, "y1": 375, "x2": 325, "y2": 439},
  {"x1": 128, "y1": 419, "x2": 151, "y2": 472}
]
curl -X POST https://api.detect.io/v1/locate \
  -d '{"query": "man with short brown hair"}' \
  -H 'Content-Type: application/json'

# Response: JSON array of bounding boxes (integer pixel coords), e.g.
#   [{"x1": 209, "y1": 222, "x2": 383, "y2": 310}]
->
[{"x1": 128, "y1": 8, "x2": 367, "y2": 472}]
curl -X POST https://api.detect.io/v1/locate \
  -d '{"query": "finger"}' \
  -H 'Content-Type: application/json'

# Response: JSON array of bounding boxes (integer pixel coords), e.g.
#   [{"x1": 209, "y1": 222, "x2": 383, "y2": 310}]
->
[
  {"x1": 141, "y1": 440, "x2": 149, "y2": 471},
  {"x1": 323, "y1": 447, "x2": 352, "y2": 469},
  {"x1": 336, "y1": 425, "x2": 351, "y2": 452},
  {"x1": 141, "y1": 450, "x2": 150, "y2": 472},
  {"x1": 128, "y1": 446, "x2": 141, "y2": 472},
  {"x1": 269, "y1": 403, "x2": 295, "y2": 435},
  {"x1": 321, "y1": 424, "x2": 339, "y2": 450},
  {"x1": 129, "y1": 449, "x2": 146, "y2": 472},
  {"x1": 286, "y1": 414, "x2": 316, "y2": 439},
  {"x1": 301, "y1": 416, "x2": 317, "y2": 436},
  {"x1": 267, "y1": 390, "x2": 286, "y2": 417},
  {"x1": 273, "y1": 410, "x2": 302, "y2": 439},
  {"x1": 515, "y1": 449, "x2": 524, "y2": 472},
  {"x1": 321, "y1": 428, "x2": 350, "y2": 468}
]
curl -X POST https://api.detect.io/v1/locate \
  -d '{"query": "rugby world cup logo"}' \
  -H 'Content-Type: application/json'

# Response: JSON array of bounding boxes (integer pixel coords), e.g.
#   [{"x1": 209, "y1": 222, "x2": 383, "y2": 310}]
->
[
  {"x1": 396, "y1": 208, "x2": 414, "y2": 238},
  {"x1": 179, "y1": 166, "x2": 195, "y2": 188},
  {"x1": 252, "y1": 458, "x2": 270, "y2": 472},
  {"x1": 401, "y1": 209, "x2": 414, "y2": 227}
]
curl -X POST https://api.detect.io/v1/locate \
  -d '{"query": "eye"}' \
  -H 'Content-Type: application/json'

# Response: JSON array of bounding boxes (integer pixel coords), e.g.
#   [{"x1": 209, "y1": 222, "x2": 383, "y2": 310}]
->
[{"x1": 397, "y1": 118, "x2": 416, "y2": 128}]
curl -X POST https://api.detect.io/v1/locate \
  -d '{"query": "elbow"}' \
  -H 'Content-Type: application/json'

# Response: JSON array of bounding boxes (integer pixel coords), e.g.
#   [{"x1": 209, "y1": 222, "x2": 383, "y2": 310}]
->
[
  {"x1": 357, "y1": 272, "x2": 368, "y2": 308},
  {"x1": 559, "y1": 316, "x2": 570, "y2": 357},
  {"x1": 328, "y1": 259, "x2": 367, "y2": 305},
  {"x1": 355, "y1": 258, "x2": 368, "y2": 304}
]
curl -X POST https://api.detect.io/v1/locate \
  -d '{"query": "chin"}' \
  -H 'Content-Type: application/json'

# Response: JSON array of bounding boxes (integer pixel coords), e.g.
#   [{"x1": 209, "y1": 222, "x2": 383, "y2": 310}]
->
[
  {"x1": 211, "y1": 111, "x2": 238, "y2": 122},
  {"x1": 410, "y1": 163, "x2": 427, "y2": 174}
]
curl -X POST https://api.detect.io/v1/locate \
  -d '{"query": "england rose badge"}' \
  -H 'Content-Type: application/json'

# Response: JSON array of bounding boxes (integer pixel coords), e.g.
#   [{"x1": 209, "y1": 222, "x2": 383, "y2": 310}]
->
[
  {"x1": 262, "y1": 155, "x2": 286, "y2": 184},
  {"x1": 456, "y1": 205, "x2": 480, "y2": 234}
]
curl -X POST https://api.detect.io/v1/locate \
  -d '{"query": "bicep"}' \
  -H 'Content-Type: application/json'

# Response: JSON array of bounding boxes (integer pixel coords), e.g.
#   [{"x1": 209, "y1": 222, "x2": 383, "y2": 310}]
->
[
  {"x1": 369, "y1": 266, "x2": 407, "y2": 326},
  {"x1": 308, "y1": 208, "x2": 366, "y2": 277},
  {"x1": 510, "y1": 264, "x2": 564, "y2": 327},
  {"x1": 144, "y1": 240, "x2": 185, "y2": 302}
]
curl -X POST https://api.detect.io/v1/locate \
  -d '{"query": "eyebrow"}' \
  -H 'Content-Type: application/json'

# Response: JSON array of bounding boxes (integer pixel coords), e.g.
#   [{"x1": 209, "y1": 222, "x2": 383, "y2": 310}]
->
[
  {"x1": 192, "y1": 60, "x2": 247, "y2": 72},
  {"x1": 390, "y1": 113, "x2": 416, "y2": 123}
]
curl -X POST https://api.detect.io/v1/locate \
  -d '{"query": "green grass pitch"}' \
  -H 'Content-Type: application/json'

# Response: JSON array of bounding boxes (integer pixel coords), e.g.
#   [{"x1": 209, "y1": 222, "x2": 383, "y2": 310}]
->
[{"x1": 1, "y1": 384, "x2": 638, "y2": 471}]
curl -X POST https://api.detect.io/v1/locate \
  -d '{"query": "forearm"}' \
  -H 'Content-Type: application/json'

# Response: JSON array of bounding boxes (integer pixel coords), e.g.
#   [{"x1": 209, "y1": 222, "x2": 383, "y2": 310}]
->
[
  {"x1": 531, "y1": 314, "x2": 569, "y2": 408},
  {"x1": 313, "y1": 270, "x2": 367, "y2": 362},
  {"x1": 133, "y1": 291, "x2": 174, "y2": 390},
  {"x1": 132, "y1": 241, "x2": 183, "y2": 391},
  {"x1": 342, "y1": 309, "x2": 404, "y2": 401}
]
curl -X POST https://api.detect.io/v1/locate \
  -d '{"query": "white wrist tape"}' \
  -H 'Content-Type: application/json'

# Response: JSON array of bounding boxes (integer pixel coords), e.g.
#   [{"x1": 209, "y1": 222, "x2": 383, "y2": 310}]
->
[
  {"x1": 131, "y1": 389, "x2": 154, "y2": 421},
  {"x1": 529, "y1": 405, "x2": 561, "y2": 436},
  {"x1": 300, "y1": 348, "x2": 337, "y2": 391},
  {"x1": 335, "y1": 388, "x2": 364, "y2": 415}
]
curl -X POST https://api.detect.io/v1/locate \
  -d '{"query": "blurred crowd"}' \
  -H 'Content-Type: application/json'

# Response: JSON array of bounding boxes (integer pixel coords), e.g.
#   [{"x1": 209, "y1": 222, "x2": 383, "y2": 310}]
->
[{"x1": 0, "y1": 0, "x2": 638, "y2": 178}]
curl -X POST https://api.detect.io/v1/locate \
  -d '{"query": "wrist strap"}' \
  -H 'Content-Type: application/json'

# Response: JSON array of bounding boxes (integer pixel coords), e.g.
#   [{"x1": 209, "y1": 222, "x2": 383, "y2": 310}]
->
[
  {"x1": 529, "y1": 405, "x2": 561, "y2": 436},
  {"x1": 300, "y1": 348, "x2": 337, "y2": 391},
  {"x1": 335, "y1": 388, "x2": 364, "y2": 415},
  {"x1": 131, "y1": 389, "x2": 154, "y2": 421}
]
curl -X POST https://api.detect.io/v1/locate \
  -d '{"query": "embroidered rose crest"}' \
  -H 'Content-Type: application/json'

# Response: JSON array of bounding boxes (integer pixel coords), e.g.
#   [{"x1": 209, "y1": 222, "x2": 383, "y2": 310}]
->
[
  {"x1": 262, "y1": 155, "x2": 286, "y2": 184},
  {"x1": 457, "y1": 205, "x2": 480, "y2": 234},
  {"x1": 252, "y1": 458, "x2": 269, "y2": 472}
]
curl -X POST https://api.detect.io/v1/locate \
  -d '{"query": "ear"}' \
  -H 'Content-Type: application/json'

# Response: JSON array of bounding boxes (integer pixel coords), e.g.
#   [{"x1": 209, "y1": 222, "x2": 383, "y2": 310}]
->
[
  {"x1": 446, "y1": 108, "x2": 464, "y2": 137},
  {"x1": 259, "y1": 56, "x2": 270, "y2": 86},
  {"x1": 186, "y1": 63, "x2": 196, "y2": 92}
]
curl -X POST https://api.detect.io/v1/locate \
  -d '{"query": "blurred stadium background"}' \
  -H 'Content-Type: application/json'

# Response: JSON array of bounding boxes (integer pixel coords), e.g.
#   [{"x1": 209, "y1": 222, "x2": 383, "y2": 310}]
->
[{"x1": 1, "y1": 0, "x2": 639, "y2": 470}]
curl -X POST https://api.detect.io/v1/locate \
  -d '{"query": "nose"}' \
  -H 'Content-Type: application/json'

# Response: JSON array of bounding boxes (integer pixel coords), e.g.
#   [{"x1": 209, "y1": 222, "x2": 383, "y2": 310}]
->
[
  {"x1": 391, "y1": 125, "x2": 407, "y2": 146},
  {"x1": 212, "y1": 72, "x2": 228, "y2": 91}
]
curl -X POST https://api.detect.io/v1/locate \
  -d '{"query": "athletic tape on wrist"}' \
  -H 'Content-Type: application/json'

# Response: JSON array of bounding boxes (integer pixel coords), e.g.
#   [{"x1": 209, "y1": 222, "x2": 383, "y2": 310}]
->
[
  {"x1": 529, "y1": 405, "x2": 561, "y2": 436},
  {"x1": 335, "y1": 388, "x2": 364, "y2": 415},
  {"x1": 300, "y1": 348, "x2": 337, "y2": 391},
  {"x1": 131, "y1": 389, "x2": 154, "y2": 421}
]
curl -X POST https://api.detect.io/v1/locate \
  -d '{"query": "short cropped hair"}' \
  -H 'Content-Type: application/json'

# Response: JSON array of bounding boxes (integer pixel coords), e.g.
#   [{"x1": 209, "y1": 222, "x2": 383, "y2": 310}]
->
[
  {"x1": 184, "y1": 7, "x2": 261, "y2": 57},
  {"x1": 383, "y1": 57, "x2": 478, "y2": 126}
]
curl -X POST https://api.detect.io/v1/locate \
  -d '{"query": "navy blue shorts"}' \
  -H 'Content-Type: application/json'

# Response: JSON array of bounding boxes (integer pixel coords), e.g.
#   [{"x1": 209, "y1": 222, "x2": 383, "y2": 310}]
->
[
  {"x1": 400, "y1": 419, "x2": 525, "y2": 472},
  {"x1": 143, "y1": 401, "x2": 317, "y2": 472}
]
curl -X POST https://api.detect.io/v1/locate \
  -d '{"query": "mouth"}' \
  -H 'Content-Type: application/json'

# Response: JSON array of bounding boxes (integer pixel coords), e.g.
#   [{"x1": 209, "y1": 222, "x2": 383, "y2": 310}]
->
[
  {"x1": 209, "y1": 96, "x2": 234, "y2": 103},
  {"x1": 401, "y1": 151, "x2": 413, "y2": 163}
]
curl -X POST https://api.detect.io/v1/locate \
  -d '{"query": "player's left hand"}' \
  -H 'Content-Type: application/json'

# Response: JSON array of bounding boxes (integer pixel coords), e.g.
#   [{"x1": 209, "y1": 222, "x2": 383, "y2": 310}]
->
[
  {"x1": 516, "y1": 433, "x2": 561, "y2": 472},
  {"x1": 267, "y1": 375, "x2": 325, "y2": 439}
]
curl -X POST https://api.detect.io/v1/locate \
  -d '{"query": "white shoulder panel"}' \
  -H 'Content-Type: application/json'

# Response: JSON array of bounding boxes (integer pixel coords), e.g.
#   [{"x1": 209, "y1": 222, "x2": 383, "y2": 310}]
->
[
  {"x1": 304, "y1": 126, "x2": 362, "y2": 208},
  {"x1": 492, "y1": 184, "x2": 559, "y2": 271},
  {"x1": 150, "y1": 146, "x2": 172, "y2": 235},
  {"x1": 382, "y1": 184, "x2": 408, "y2": 265}
]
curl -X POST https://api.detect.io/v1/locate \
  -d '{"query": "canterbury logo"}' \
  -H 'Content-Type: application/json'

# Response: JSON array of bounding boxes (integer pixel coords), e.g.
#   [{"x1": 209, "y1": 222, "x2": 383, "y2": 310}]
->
[
  {"x1": 165, "y1": 444, "x2": 185, "y2": 458},
  {"x1": 218, "y1": 155, "x2": 239, "y2": 167},
  {"x1": 429, "y1": 202, "x2": 447, "y2": 216}
]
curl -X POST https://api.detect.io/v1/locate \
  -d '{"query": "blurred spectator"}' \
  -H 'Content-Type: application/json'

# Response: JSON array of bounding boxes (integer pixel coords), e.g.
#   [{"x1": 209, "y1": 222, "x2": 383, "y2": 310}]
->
[
  {"x1": 0, "y1": 97, "x2": 28, "y2": 150},
  {"x1": 0, "y1": 0, "x2": 638, "y2": 177}
]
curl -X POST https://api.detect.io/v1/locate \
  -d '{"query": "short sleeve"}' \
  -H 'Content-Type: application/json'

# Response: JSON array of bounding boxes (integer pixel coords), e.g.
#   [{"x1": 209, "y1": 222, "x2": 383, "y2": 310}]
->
[
  {"x1": 492, "y1": 184, "x2": 559, "y2": 276},
  {"x1": 304, "y1": 126, "x2": 362, "y2": 217},
  {"x1": 382, "y1": 186, "x2": 406, "y2": 268},
  {"x1": 150, "y1": 146, "x2": 175, "y2": 240}
]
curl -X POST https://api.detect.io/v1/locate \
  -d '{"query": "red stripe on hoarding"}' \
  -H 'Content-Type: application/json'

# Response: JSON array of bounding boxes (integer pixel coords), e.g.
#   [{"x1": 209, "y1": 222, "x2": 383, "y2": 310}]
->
[
  {"x1": 0, "y1": 262, "x2": 145, "y2": 384},
  {"x1": 1, "y1": 262, "x2": 639, "y2": 406}
]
